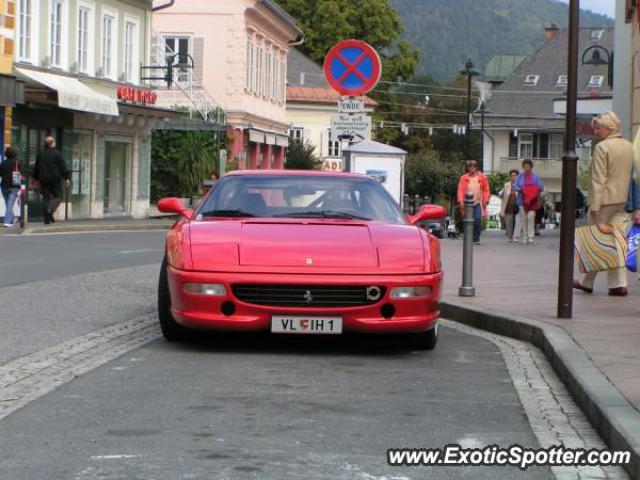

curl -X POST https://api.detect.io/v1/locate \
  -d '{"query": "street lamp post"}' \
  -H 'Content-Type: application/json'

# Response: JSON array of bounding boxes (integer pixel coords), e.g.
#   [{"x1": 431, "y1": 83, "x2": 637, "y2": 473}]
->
[
  {"x1": 557, "y1": 0, "x2": 580, "y2": 319},
  {"x1": 460, "y1": 59, "x2": 480, "y2": 162}
]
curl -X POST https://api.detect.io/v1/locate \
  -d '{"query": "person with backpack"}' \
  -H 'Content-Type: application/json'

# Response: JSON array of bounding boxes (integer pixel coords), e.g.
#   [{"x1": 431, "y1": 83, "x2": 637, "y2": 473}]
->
[
  {"x1": 514, "y1": 159, "x2": 544, "y2": 244},
  {"x1": 0, "y1": 147, "x2": 21, "y2": 227}
]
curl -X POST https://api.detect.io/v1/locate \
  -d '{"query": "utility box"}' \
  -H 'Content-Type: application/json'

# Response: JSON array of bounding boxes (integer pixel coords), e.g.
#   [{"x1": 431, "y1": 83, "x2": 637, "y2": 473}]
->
[{"x1": 342, "y1": 140, "x2": 407, "y2": 206}]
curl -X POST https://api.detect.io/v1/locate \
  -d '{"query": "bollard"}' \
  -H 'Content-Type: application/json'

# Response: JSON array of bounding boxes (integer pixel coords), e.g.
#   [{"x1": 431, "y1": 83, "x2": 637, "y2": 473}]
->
[{"x1": 459, "y1": 192, "x2": 476, "y2": 297}]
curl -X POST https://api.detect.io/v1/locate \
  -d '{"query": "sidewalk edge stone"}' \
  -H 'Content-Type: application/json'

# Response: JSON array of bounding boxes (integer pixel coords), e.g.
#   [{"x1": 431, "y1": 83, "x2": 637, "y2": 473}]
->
[
  {"x1": 22, "y1": 223, "x2": 173, "y2": 235},
  {"x1": 442, "y1": 299, "x2": 640, "y2": 480}
]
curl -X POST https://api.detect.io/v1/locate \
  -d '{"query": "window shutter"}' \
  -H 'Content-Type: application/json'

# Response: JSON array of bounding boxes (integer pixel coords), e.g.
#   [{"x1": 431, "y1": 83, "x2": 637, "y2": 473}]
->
[{"x1": 193, "y1": 37, "x2": 204, "y2": 85}]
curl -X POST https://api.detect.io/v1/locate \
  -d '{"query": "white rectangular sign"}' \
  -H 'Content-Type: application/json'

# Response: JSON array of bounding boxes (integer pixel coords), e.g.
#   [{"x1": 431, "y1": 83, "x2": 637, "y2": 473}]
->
[
  {"x1": 271, "y1": 316, "x2": 343, "y2": 334},
  {"x1": 331, "y1": 113, "x2": 371, "y2": 140},
  {"x1": 338, "y1": 97, "x2": 365, "y2": 113}
]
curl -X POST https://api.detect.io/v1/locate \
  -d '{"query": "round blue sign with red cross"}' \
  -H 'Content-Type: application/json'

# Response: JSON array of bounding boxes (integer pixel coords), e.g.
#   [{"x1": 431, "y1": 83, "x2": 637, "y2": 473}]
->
[{"x1": 323, "y1": 40, "x2": 382, "y2": 96}]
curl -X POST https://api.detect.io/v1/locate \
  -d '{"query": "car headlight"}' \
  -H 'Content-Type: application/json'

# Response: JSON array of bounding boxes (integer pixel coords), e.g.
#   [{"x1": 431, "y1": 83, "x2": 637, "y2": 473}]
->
[
  {"x1": 390, "y1": 286, "x2": 432, "y2": 299},
  {"x1": 184, "y1": 283, "x2": 227, "y2": 296}
]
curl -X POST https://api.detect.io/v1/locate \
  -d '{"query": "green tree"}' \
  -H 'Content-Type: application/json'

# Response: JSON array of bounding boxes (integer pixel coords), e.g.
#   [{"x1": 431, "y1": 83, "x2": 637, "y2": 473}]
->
[
  {"x1": 285, "y1": 140, "x2": 322, "y2": 170},
  {"x1": 151, "y1": 130, "x2": 224, "y2": 201},
  {"x1": 277, "y1": 0, "x2": 419, "y2": 85},
  {"x1": 487, "y1": 172, "x2": 510, "y2": 194}
]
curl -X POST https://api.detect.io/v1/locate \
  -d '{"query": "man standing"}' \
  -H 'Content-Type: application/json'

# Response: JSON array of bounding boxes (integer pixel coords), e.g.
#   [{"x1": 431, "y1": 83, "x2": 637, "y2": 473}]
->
[
  {"x1": 574, "y1": 112, "x2": 634, "y2": 296},
  {"x1": 457, "y1": 160, "x2": 490, "y2": 244},
  {"x1": 33, "y1": 137, "x2": 70, "y2": 225}
]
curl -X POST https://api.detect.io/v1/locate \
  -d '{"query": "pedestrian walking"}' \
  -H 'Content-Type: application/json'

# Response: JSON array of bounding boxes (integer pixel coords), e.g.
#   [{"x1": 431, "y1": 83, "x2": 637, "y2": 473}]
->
[
  {"x1": 0, "y1": 146, "x2": 20, "y2": 227},
  {"x1": 457, "y1": 160, "x2": 490, "y2": 244},
  {"x1": 499, "y1": 169, "x2": 519, "y2": 241},
  {"x1": 574, "y1": 111, "x2": 634, "y2": 296},
  {"x1": 33, "y1": 137, "x2": 70, "y2": 225},
  {"x1": 514, "y1": 159, "x2": 544, "y2": 244}
]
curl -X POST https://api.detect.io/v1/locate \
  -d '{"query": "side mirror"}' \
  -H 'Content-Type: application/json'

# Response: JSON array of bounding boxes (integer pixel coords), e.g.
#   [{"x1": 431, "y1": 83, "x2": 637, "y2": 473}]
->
[
  {"x1": 157, "y1": 197, "x2": 194, "y2": 219},
  {"x1": 407, "y1": 204, "x2": 447, "y2": 225}
]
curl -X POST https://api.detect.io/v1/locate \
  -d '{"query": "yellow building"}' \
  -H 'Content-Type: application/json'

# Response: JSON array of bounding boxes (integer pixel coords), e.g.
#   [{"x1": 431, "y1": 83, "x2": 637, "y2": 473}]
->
[{"x1": 0, "y1": 0, "x2": 19, "y2": 148}]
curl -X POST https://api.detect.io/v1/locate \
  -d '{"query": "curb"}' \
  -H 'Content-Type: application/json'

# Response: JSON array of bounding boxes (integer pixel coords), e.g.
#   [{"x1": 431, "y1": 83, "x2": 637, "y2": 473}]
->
[
  {"x1": 21, "y1": 223, "x2": 174, "y2": 235},
  {"x1": 442, "y1": 300, "x2": 640, "y2": 479}
]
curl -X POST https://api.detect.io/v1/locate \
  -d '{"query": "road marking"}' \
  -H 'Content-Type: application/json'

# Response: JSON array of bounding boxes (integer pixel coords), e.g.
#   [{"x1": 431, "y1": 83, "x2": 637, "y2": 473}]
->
[
  {"x1": 119, "y1": 249, "x2": 160, "y2": 254},
  {"x1": 90, "y1": 454, "x2": 142, "y2": 460},
  {"x1": 0, "y1": 314, "x2": 160, "y2": 422},
  {"x1": 442, "y1": 319, "x2": 629, "y2": 480}
]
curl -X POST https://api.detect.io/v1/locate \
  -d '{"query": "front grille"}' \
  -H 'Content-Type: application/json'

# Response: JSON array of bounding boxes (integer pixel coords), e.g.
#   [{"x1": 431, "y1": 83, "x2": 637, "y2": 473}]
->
[{"x1": 232, "y1": 284, "x2": 386, "y2": 308}]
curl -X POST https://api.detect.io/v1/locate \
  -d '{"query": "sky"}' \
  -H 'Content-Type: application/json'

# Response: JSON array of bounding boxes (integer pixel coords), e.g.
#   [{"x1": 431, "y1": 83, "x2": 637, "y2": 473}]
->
[{"x1": 557, "y1": 0, "x2": 615, "y2": 18}]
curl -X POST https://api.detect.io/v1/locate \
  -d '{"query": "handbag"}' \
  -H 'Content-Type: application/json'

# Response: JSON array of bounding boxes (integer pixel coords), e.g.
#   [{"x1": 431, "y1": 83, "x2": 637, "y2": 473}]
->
[
  {"x1": 575, "y1": 222, "x2": 628, "y2": 273},
  {"x1": 626, "y1": 224, "x2": 640, "y2": 273},
  {"x1": 11, "y1": 161, "x2": 20, "y2": 187}
]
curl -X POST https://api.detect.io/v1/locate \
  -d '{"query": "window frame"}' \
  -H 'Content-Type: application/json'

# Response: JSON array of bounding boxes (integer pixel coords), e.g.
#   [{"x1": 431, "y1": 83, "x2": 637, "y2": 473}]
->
[
  {"x1": 123, "y1": 15, "x2": 140, "y2": 84},
  {"x1": 327, "y1": 129, "x2": 341, "y2": 157},
  {"x1": 524, "y1": 74, "x2": 539, "y2": 87},
  {"x1": 590, "y1": 29, "x2": 604, "y2": 41},
  {"x1": 17, "y1": 0, "x2": 38, "y2": 63},
  {"x1": 588, "y1": 75, "x2": 604, "y2": 88},
  {"x1": 518, "y1": 133, "x2": 534, "y2": 158},
  {"x1": 49, "y1": 0, "x2": 66, "y2": 68},
  {"x1": 289, "y1": 127, "x2": 304, "y2": 143},
  {"x1": 100, "y1": 8, "x2": 118, "y2": 80},
  {"x1": 76, "y1": 1, "x2": 94, "y2": 74}
]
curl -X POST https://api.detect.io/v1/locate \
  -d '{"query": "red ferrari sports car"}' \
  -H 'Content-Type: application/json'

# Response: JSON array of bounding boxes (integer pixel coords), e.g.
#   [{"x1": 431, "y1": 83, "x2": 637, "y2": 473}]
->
[{"x1": 157, "y1": 170, "x2": 446, "y2": 349}]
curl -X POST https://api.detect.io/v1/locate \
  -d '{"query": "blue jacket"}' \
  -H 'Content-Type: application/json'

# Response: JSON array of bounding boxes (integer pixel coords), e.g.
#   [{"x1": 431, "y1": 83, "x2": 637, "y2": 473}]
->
[
  {"x1": 626, "y1": 167, "x2": 640, "y2": 212},
  {"x1": 514, "y1": 172, "x2": 544, "y2": 207}
]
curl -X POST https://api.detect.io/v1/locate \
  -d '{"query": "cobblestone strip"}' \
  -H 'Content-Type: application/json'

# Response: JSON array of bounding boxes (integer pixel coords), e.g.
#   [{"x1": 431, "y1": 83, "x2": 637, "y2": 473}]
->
[
  {"x1": 442, "y1": 319, "x2": 629, "y2": 480},
  {"x1": 0, "y1": 314, "x2": 160, "y2": 422}
]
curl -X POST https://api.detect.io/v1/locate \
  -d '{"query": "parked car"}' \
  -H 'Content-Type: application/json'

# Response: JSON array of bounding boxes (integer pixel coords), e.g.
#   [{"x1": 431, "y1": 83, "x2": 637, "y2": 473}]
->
[
  {"x1": 157, "y1": 170, "x2": 446, "y2": 349},
  {"x1": 447, "y1": 224, "x2": 459, "y2": 238},
  {"x1": 418, "y1": 221, "x2": 444, "y2": 239}
]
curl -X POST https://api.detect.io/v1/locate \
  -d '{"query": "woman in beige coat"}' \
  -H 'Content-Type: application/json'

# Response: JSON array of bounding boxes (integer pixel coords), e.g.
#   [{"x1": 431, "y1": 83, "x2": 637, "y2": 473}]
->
[
  {"x1": 499, "y1": 169, "x2": 520, "y2": 241},
  {"x1": 574, "y1": 111, "x2": 634, "y2": 296}
]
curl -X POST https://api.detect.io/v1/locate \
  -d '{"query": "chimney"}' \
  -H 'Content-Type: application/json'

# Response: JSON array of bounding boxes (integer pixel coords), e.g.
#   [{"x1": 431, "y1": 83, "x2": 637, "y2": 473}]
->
[{"x1": 544, "y1": 23, "x2": 560, "y2": 41}]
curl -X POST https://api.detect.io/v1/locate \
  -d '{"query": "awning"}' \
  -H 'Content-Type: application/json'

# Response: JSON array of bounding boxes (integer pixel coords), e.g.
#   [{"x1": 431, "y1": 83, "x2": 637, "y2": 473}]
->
[{"x1": 16, "y1": 67, "x2": 119, "y2": 116}]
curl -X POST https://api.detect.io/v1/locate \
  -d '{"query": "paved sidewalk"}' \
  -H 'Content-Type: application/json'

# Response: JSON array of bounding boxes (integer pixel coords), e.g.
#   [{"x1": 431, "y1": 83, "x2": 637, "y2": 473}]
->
[
  {"x1": 441, "y1": 229, "x2": 640, "y2": 412},
  {"x1": 0, "y1": 217, "x2": 176, "y2": 235}
]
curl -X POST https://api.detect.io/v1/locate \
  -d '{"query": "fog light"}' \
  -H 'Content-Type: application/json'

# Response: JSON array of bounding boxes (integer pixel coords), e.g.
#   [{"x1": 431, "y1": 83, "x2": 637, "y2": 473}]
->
[
  {"x1": 390, "y1": 286, "x2": 432, "y2": 299},
  {"x1": 184, "y1": 283, "x2": 227, "y2": 296}
]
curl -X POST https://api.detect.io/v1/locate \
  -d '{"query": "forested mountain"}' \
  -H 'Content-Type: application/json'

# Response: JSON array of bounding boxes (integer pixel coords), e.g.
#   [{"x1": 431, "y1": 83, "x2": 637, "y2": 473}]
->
[{"x1": 391, "y1": 0, "x2": 614, "y2": 81}]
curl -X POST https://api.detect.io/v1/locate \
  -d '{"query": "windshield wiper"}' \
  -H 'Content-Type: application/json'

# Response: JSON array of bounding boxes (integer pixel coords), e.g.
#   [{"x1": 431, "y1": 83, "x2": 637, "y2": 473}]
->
[
  {"x1": 272, "y1": 210, "x2": 371, "y2": 221},
  {"x1": 200, "y1": 209, "x2": 255, "y2": 217}
]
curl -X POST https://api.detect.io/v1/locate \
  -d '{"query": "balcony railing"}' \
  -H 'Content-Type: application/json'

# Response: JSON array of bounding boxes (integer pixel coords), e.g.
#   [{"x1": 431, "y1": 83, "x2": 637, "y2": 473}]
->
[{"x1": 499, "y1": 157, "x2": 589, "y2": 178}]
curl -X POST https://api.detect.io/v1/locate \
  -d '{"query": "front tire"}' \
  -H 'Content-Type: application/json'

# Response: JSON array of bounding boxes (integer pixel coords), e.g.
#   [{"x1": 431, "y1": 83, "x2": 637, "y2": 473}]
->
[
  {"x1": 158, "y1": 256, "x2": 189, "y2": 342},
  {"x1": 409, "y1": 323, "x2": 438, "y2": 350}
]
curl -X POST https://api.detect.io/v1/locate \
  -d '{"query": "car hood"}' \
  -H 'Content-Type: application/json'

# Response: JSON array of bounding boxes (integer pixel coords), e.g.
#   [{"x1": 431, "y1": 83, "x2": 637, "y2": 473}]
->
[{"x1": 188, "y1": 219, "x2": 432, "y2": 274}]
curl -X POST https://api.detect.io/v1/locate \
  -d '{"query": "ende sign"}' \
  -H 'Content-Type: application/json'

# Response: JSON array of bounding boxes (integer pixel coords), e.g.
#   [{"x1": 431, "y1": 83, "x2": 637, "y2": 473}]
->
[
  {"x1": 117, "y1": 86, "x2": 157, "y2": 105},
  {"x1": 331, "y1": 113, "x2": 372, "y2": 140},
  {"x1": 338, "y1": 97, "x2": 365, "y2": 113}
]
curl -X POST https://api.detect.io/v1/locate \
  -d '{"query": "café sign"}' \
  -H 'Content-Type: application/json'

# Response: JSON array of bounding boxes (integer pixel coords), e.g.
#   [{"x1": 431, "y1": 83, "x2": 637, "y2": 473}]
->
[{"x1": 117, "y1": 86, "x2": 157, "y2": 105}]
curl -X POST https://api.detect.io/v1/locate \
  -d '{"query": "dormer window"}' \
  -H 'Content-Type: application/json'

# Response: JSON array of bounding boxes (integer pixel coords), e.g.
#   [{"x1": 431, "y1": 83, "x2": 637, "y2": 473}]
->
[
  {"x1": 590, "y1": 30, "x2": 604, "y2": 41},
  {"x1": 556, "y1": 75, "x2": 568, "y2": 87},
  {"x1": 588, "y1": 75, "x2": 604, "y2": 88},
  {"x1": 524, "y1": 75, "x2": 539, "y2": 87}
]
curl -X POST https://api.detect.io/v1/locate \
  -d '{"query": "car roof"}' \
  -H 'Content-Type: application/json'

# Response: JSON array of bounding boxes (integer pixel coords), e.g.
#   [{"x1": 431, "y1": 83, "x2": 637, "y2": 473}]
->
[{"x1": 224, "y1": 169, "x2": 372, "y2": 180}]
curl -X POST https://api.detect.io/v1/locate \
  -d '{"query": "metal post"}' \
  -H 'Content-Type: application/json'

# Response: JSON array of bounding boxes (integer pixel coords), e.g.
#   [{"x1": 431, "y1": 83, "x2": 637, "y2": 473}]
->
[
  {"x1": 557, "y1": 0, "x2": 580, "y2": 319},
  {"x1": 459, "y1": 192, "x2": 476, "y2": 297},
  {"x1": 20, "y1": 173, "x2": 27, "y2": 230},
  {"x1": 466, "y1": 72, "x2": 472, "y2": 161},
  {"x1": 480, "y1": 105, "x2": 485, "y2": 171},
  {"x1": 64, "y1": 182, "x2": 69, "y2": 221}
]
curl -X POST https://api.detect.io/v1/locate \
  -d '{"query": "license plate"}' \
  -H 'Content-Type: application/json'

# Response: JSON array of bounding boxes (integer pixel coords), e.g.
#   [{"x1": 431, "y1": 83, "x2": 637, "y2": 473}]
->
[{"x1": 271, "y1": 316, "x2": 343, "y2": 334}]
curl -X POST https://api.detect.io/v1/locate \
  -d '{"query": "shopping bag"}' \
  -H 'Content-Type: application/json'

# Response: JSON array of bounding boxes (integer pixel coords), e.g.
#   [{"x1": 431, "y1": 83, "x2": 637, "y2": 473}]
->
[
  {"x1": 574, "y1": 222, "x2": 628, "y2": 273},
  {"x1": 627, "y1": 224, "x2": 640, "y2": 273}
]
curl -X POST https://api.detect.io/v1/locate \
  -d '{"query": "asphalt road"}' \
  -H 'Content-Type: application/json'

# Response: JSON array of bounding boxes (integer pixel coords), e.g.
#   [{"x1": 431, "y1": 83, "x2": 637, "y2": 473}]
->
[
  {"x1": 0, "y1": 230, "x2": 623, "y2": 480},
  {"x1": 0, "y1": 328, "x2": 551, "y2": 480},
  {"x1": 0, "y1": 231, "x2": 166, "y2": 287}
]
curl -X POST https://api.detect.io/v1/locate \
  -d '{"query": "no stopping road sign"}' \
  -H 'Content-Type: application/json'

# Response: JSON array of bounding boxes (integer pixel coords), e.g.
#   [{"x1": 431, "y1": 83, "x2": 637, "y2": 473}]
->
[{"x1": 323, "y1": 40, "x2": 382, "y2": 96}]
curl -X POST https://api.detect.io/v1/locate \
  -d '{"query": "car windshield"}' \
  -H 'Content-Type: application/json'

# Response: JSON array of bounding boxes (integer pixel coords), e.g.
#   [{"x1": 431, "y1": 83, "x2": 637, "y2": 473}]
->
[{"x1": 197, "y1": 174, "x2": 406, "y2": 223}]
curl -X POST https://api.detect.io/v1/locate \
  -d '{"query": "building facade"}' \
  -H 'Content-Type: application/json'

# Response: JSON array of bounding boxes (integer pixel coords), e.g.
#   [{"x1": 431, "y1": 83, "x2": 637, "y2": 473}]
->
[
  {"x1": 625, "y1": 0, "x2": 640, "y2": 136},
  {"x1": 286, "y1": 48, "x2": 376, "y2": 172},
  {"x1": 152, "y1": 0, "x2": 303, "y2": 170},
  {"x1": 12, "y1": 0, "x2": 177, "y2": 220},
  {"x1": 477, "y1": 27, "x2": 613, "y2": 203}
]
